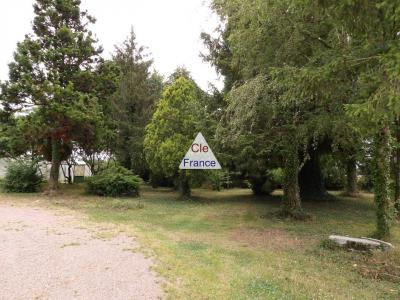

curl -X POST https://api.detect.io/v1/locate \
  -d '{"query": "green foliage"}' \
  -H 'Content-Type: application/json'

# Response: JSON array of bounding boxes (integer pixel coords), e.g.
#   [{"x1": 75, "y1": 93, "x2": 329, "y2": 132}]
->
[
  {"x1": 268, "y1": 168, "x2": 284, "y2": 188},
  {"x1": 112, "y1": 29, "x2": 163, "y2": 178},
  {"x1": 372, "y1": 128, "x2": 393, "y2": 239},
  {"x1": 0, "y1": 115, "x2": 31, "y2": 158},
  {"x1": 221, "y1": 170, "x2": 236, "y2": 189},
  {"x1": 85, "y1": 165, "x2": 141, "y2": 197},
  {"x1": 206, "y1": 170, "x2": 225, "y2": 191},
  {"x1": 3, "y1": 161, "x2": 42, "y2": 193},
  {"x1": 0, "y1": 0, "x2": 103, "y2": 190},
  {"x1": 144, "y1": 76, "x2": 206, "y2": 195},
  {"x1": 253, "y1": 179, "x2": 275, "y2": 196},
  {"x1": 358, "y1": 176, "x2": 373, "y2": 192},
  {"x1": 75, "y1": 59, "x2": 120, "y2": 175},
  {"x1": 328, "y1": 0, "x2": 400, "y2": 238},
  {"x1": 206, "y1": 0, "x2": 400, "y2": 230},
  {"x1": 320, "y1": 155, "x2": 346, "y2": 190},
  {"x1": 216, "y1": 76, "x2": 282, "y2": 196}
]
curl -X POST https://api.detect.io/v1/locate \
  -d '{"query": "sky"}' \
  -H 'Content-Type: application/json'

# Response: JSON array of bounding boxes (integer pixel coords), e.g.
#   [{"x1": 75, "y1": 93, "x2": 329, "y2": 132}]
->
[{"x1": 0, "y1": 0, "x2": 223, "y2": 91}]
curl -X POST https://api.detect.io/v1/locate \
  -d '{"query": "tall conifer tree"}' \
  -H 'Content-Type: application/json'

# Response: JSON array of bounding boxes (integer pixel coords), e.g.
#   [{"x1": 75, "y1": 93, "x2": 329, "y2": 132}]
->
[{"x1": 0, "y1": 0, "x2": 102, "y2": 191}]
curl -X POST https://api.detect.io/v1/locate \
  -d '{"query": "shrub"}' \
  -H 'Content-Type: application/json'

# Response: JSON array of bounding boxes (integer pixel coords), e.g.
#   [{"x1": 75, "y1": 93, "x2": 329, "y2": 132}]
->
[
  {"x1": 320, "y1": 155, "x2": 346, "y2": 190},
  {"x1": 3, "y1": 160, "x2": 43, "y2": 193},
  {"x1": 206, "y1": 170, "x2": 225, "y2": 191},
  {"x1": 85, "y1": 165, "x2": 141, "y2": 197},
  {"x1": 249, "y1": 176, "x2": 274, "y2": 195},
  {"x1": 268, "y1": 168, "x2": 284, "y2": 188},
  {"x1": 249, "y1": 169, "x2": 283, "y2": 195},
  {"x1": 358, "y1": 175, "x2": 374, "y2": 192}
]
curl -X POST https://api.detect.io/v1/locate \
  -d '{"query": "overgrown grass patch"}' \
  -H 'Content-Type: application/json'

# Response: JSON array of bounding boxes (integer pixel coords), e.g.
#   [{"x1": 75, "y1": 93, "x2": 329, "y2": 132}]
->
[
  {"x1": 231, "y1": 277, "x2": 286, "y2": 300},
  {"x1": 1, "y1": 185, "x2": 399, "y2": 299}
]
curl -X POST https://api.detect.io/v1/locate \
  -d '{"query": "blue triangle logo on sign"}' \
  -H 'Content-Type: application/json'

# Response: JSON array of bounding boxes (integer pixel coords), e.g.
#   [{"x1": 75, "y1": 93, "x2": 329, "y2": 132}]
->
[{"x1": 179, "y1": 132, "x2": 221, "y2": 169}]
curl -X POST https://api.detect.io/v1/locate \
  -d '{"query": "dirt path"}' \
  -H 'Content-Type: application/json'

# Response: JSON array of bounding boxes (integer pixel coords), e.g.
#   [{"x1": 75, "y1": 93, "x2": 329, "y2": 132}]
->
[{"x1": 0, "y1": 203, "x2": 164, "y2": 300}]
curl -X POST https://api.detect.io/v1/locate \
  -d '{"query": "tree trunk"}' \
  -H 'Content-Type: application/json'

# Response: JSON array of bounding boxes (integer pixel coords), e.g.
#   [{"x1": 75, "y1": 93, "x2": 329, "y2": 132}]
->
[
  {"x1": 62, "y1": 159, "x2": 74, "y2": 184},
  {"x1": 282, "y1": 143, "x2": 302, "y2": 214},
  {"x1": 121, "y1": 153, "x2": 132, "y2": 171},
  {"x1": 90, "y1": 163, "x2": 96, "y2": 176},
  {"x1": 67, "y1": 163, "x2": 72, "y2": 184},
  {"x1": 48, "y1": 137, "x2": 61, "y2": 192},
  {"x1": 299, "y1": 151, "x2": 327, "y2": 200},
  {"x1": 250, "y1": 176, "x2": 269, "y2": 195},
  {"x1": 345, "y1": 158, "x2": 358, "y2": 196},
  {"x1": 373, "y1": 126, "x2": 391, "y2": 240},
  {"x1": 179, "y1": 171, "x2": 191, "y2": 197},
  {"x1": 394, "y1": 119, "x2": 400, "y2": 218}
]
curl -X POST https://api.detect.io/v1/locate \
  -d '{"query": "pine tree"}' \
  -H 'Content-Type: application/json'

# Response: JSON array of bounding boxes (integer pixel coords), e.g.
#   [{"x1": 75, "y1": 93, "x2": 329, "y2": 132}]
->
[
  {"x1": 144, "y1": 77, "x2": 205, "y2": 196},
  {"x1": 113, "y1": 28, "x2": 163, "y2": 179},
  {"x1": 0, "y1": 0, "x2": 102, "y2": 191}
]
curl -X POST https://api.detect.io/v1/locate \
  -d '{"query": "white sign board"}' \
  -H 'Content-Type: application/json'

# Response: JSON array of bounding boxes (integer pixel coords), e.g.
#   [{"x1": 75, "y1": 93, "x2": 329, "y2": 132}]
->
[{"x1": 179, "y1": 132, "x2": 221, "y2": 169}]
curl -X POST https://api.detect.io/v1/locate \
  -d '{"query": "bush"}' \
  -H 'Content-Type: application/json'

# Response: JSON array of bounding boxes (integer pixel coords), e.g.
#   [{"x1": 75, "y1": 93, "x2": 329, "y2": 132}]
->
[
  {"x1": 85, "y1": 165, "x2": 141, "y2": 197},
  {"x1": 3, "y1": 160, "x2": 43, "y2": 193},
  {"x1": 249, "y1": 176, "x2": 274, "y2": 195},
  {"x1": 268, "y1": 168, "x2": 284, "y2": 188},
  {"x1": 248, "y1": 169, "x2": 283, "y2": 195},
  {"x1": 320, "y1": 155, "x2": 346, "y2": 190},
  {"x1": 358, "y1": 175, "x2": 374, "y2": 192},
  {"x1": 206, "y1": 170, "x2": 224, "y2": 191}
]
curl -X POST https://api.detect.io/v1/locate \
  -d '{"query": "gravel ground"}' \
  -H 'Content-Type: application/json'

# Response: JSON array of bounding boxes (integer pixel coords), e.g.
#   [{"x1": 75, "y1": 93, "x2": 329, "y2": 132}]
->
[{"x1": 0, "y1": 203, "x2": 164, "y2": 300}]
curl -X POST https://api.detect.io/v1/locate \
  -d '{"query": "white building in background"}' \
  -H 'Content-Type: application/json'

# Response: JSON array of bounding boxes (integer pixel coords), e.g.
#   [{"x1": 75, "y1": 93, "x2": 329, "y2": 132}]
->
[
  {"x1": 0, "y1": 158, "x2": 8, "y2": 178},
  {"x1": 39, "y1": 162, "x2": 92, "y2": 183},
  {"x1": 0, "y1": 158, "x2": 92, "y2": 183}
]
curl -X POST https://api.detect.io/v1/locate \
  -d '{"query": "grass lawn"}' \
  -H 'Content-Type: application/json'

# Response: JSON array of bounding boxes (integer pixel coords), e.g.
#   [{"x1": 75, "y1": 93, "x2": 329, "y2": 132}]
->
[{"x1": 1, "y1": 185, "x2": 399, "y2": 299}]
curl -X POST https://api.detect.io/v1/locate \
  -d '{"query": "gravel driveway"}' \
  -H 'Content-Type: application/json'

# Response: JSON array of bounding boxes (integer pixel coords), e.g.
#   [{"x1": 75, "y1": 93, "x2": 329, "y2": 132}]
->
[{"x1": 0, "y1": 203, "x2": 164, "y2": 300}]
